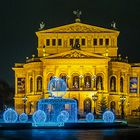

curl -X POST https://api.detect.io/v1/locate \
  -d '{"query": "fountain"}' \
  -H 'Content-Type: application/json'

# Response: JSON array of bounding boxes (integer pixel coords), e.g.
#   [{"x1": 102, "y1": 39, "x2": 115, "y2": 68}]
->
[{"x1": 0, "y1": 77, "x2": 128, "y2": 129}]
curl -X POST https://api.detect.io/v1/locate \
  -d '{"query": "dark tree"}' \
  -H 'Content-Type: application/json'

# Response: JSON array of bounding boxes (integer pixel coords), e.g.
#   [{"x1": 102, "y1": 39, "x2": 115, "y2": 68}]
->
[
  {"x1": 0, "y1": 80, "x2": 14, "y2": 111},
  {"x1": 97, "y1": 96, "x2": 108, "y2": 115}
]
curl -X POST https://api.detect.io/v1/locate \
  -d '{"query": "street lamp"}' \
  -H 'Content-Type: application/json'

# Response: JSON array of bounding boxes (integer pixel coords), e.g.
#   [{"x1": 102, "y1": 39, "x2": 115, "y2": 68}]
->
[
  {"x1": 22, "y1": 95, "x2": 28, "y2": 113},
  {"x1": 29, "y1": 101, "x2": 33, "y2": 114},
  {"x1": 120, "y1": 95, "x2": 126, "y2": 119},
  {"x1": 92, "y1": 94, "x2": 98, "y2": 116}
]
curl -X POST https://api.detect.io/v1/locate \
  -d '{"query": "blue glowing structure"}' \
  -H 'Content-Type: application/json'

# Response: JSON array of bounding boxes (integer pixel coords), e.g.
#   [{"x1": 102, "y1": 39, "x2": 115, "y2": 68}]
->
[
  {"x1": 32, "y1": 110, "x2": 46, "y2": 124},
  {"x1": 38, "y1": 98, "x2": 77, "y2": 122},
  {"x1": 86, "y1": 113, "x2": 94, "y2": 122},
  {"x1": 3, "y1": 108, "x2": 18, "y2": 123},
  {"x1": 48, "y1": 77, "x2": 67, "y2": 97},
  {"x1": 57, "y1": 114, "x2": 66, "y2": 122},
  {"x1": 19, "y1": 113, "x2": 28, "y2": 123},
  {"x1": 103, "y1": 110, "x2": 115, "y2": 123},
  {"x1": 60, "y1": 110, "x2": 69, "y2": 121}
]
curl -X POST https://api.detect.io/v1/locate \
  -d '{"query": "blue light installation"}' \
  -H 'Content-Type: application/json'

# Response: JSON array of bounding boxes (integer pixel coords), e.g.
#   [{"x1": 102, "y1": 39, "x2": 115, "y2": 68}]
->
[
  {"x1": 60, "y1": 110, "x2": 69, "y2": 121},
  {"x1": 32, "y1": 110, "x2": 46, "y2": 124},
  {"x1": 3, "y1": 108, "x2": 18, "y2": 123},
  {"x1": 57, "y1": 114, "x2": 66, "y2": 122},
  {"x1": 19, "y1": 113, "x2": 28, "y2": 123},
  {"x1": 38, "y1": 98, "x2": 77, "y2": 122},
  {"x1": 36, "y1": 77, "x2": 77, "y2": 124},
  {"x1": 86, "y1": 113, "x2": 94, "y2": 122},
  {"x1": 48, "y1": 77, "x2": 67, "y2": 97},
  {"x1": 103, "y1": 110, "x2": 115, "y2": 123}
]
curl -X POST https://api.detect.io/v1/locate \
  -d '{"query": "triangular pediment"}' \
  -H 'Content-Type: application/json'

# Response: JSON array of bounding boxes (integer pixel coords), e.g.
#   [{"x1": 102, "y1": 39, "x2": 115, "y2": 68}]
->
[
  {"x1": 36, "y1": 22, "x2": 119, "y2": 34},
  {"x1": 43, "y1": 50, "x2": 110, "y2": 59}
]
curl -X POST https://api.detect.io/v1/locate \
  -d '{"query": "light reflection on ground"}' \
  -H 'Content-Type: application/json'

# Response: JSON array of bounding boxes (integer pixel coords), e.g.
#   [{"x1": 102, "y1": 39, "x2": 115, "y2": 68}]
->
[{"x1": 0, "y1": 127, "x2": 140, "y2": 140}]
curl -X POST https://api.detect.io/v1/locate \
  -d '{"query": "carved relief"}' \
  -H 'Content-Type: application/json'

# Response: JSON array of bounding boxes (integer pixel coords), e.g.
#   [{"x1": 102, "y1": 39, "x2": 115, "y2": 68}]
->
[
  {"x1": 43, "y1": 24, "x2": 114, "y2": 33},
  {"x1": 62, "y1": 51, "x2": 90, "y2": 58}
]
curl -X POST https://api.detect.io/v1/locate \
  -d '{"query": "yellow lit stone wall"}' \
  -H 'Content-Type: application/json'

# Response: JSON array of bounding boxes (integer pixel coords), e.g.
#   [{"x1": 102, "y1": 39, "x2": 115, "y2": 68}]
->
[
  {"x1": 13, "y1": 22, "x2": 140, "y2": 117},
  {"x1": 36, "y1": 23, "x2": 119, "y2": 57}
]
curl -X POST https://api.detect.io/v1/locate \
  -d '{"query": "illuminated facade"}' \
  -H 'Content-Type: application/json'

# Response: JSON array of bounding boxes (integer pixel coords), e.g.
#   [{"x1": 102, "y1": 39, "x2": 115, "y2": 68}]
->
[{"x1": 13, "y1": 19, "x2": 140, "y2": 117}]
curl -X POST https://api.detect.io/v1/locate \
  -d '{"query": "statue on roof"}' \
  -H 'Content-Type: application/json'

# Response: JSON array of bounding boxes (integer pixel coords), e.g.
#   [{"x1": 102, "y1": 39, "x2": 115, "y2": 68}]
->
[
  {"x1": 111, "y1": 21, "x2": 117, "y2": 29},
  {"x1": 73, "y1": 10, "x2": 82, "y2": 22},
  {"x1": 39, "y1": 21, "x2": 45, "y2": 30}
]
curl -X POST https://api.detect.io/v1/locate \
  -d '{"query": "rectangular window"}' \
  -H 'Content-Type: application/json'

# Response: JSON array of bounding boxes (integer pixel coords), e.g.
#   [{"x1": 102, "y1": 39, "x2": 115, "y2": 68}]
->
[
  {"x1": 93, "y1": 39, "x2": 97, "y2": 46},
  {"x1": 58, "y1": 39, "x2": 62, "y2": 46},
  {"x1": 52, "y1": 39, "x2": 56, "y2": 46},
  {"x1": 70, "y1": 39, "x2": 74, "y2": 46},
  {"x1": 75, "y1": 39, "x2": 79, "y2": 44},
  {"x1": 105, "y1": 38, "x2": 109, "y2": 45},
  {"x1": 17, "y1": 78, "x2": 25, "y2": 93},
  {"x1": 46, "y1": 39, "x2": 50, "y2": 46},
  {"x1": 81, "y1": 38, "x2": 85, "y2": 46},
  {"x1": 99, "y1": 39, "x2": 103, "y2": 45}
]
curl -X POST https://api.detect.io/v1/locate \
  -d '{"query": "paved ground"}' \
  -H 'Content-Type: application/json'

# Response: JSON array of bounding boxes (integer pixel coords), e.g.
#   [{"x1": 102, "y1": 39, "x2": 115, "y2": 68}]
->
[{"x1": 126, "y1": 117, "x2": 140, "y2": 127}]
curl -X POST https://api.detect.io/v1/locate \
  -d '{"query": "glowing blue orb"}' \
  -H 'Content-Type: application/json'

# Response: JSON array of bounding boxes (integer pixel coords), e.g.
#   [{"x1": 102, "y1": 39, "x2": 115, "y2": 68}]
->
[
  {"x1": 57, "y1": 114, "x2": 66, "y2": 122},
  {"x1": 3, "y1": 108, "x2": 18, "y2": 123},
  {"x1": 32, "y1": 110, "x2": 46, "y2": 124},
  {"x1": 103, "y1": 110, "x2": 115, "y2": 123},
  {"x1": 48, "y1": 77, "x2": 67, "y2": 97},
  {"x1": 60, "y1": 110, "x2": 69, "y2": 121},
  {"x1": 86, "y1": 113, "x2": 94, "y2": 122},
  {"x1": 19, "y1": 113, "x2": 28, "y2": 123}
]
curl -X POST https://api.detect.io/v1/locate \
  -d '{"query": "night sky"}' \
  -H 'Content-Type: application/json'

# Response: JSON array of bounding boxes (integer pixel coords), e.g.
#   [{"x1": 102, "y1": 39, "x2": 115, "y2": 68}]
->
[{"x1": 0, "y1": 0, "x2": 140, "y2": 86}]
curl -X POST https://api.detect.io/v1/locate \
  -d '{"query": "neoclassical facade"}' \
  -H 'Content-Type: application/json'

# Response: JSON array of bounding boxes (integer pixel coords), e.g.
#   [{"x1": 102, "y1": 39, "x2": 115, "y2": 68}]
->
[{"x1": 13, "y1": 20, "x2": 140, "y2": 117}]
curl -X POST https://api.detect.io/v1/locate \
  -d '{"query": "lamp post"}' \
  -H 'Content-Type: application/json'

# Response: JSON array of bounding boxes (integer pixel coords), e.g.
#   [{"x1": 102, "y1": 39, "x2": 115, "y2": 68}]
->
[
  {"x1": 120, "y1": 95, "x2": 126, "y2": 119},
  {"x1": 92, "y1": 94, "x2": 98, "y2": 117},
  {"x1": 29, "y1": 101, "x2": 33, "y2": 114},
  {"x1": 22, "y1": 95, "x2": 28, "y2": 113}
]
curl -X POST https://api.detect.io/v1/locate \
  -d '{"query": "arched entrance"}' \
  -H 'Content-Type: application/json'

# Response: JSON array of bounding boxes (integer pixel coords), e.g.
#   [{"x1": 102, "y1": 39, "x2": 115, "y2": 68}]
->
[
  {"x1": 110, "y1": 101, "x2": 116, "y2": 112},
  {"x1": 84, "y1": 98, "x2": 92, "y2": 114}
]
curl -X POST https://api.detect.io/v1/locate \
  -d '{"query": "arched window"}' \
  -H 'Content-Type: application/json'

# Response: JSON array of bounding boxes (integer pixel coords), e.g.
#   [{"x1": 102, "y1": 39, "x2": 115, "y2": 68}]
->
[
  {"x1": 73, "y1": 98, "x2": 79, "y2": 111},
  {"x1": 30, "y1": 77, "x2": 33, "y2": 92},
  {"x1": 47, "y1": 73, "x2": 54, "y2": 90},
  {"x1": 84, "y1": 98, "x2": 92, "y2": 114},
  {"x1": 50, "y1": 76, "x2": 53, "y2": 81},
  {"x1": 37, "y1": 76, "x2": 42, "y2": 92},
  {"x1": 110, "y1": 101, "x2": 116, "y2": 112},
  {"x1": 120, "y1": 77, "x2": 123, "y2": 92},
  {"x1": 60, "y1": 74, "x2": 67, "y2": 88},
  {"x1": 110, "y1": 76, "x2": 116, "y2": 91},
  {"x1": 96, "y1": 76, "x2": 103, "y2": 90},
  {"x1": 84, "y1": 76, "x2": 91, "y2": 88},
  {"x1": 73, "y1": 76, "x2": 79, "y2": 89},
  {"x1": 60, "y1": 74, "x2": 67, "y2": 82}
]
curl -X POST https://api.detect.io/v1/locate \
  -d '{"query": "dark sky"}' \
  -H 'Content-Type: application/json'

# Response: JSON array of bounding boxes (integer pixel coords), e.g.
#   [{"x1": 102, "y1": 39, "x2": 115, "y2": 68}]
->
[{"x1": 0, "y1": 0, "x2": 140, "y2": 86}]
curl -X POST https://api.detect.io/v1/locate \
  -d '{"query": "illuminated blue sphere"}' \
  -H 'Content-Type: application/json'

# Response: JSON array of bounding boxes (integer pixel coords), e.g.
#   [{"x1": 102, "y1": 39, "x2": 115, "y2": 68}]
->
[
  {"x1": 32, "y1": 110, "x2": 46, "y2": 124},
  {"x1": 19, "y1": 113, "x2": 28, "y2": 123},
  {"x1": 57, "y1": 114, "x2": 66, "y2": 122},
  {"x1": 48, "y1": 77, "x2": 67, "y2": 97},
  {"x1": 86, "y1": 113, "x2": 94, "y2": 122},
  {"x1": 3, "y1": 108, "x2": 18, "y2": 123},
  {"x1": 103, "y1": 110, "x2": 115, "y2": 123},
  {"x1": 60, "y1": 110, "x2": 69, "y2": 121}
]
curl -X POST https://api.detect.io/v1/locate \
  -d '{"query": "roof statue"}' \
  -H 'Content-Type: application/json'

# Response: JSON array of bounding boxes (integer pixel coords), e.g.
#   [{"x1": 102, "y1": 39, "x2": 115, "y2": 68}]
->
[
  {"x1": 73, "y1": 10, "x2": 82, "y2": 22},
  {"x1": 39, "y1": 21, "x2": 45, "y2": 30},
  {"x1": 111, "y1": 21, "x2": 117, "y2": 29}
]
